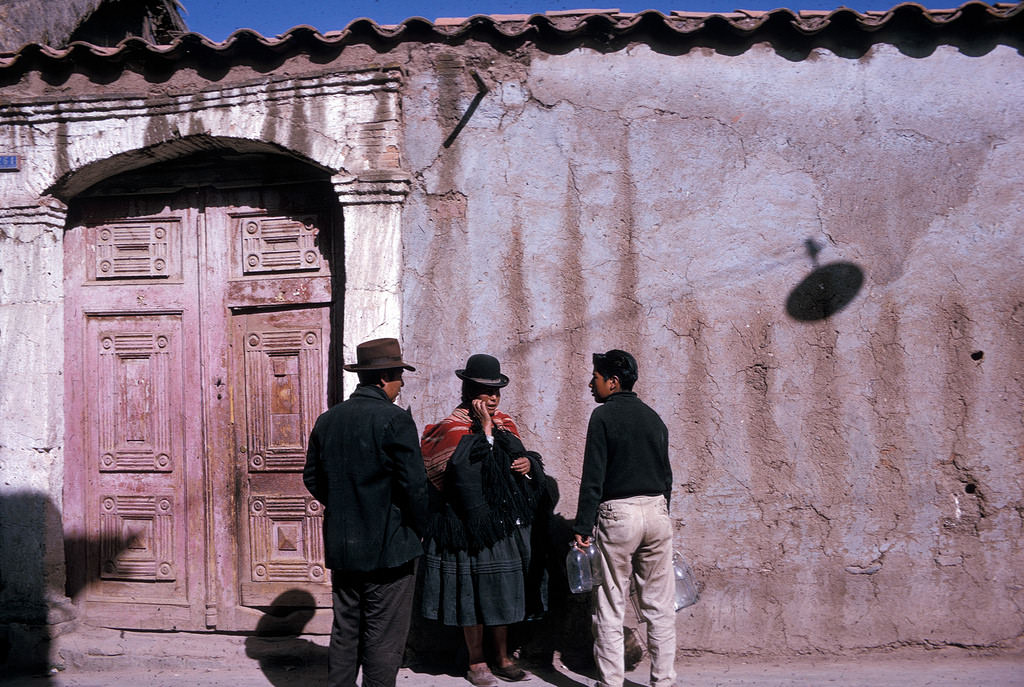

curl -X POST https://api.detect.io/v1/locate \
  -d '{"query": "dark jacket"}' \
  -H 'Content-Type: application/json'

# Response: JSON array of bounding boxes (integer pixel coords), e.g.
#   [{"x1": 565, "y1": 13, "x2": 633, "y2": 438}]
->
[
  {"x1": 304, "y1": 385, "x2": 428, "y2": 572},
  {"x1": 573, "y1": 391, "x2": 673, "y2": 536}
]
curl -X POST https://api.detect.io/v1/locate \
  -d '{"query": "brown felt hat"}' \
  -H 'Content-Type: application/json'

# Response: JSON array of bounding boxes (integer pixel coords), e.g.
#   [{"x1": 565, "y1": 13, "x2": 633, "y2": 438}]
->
[
  {"x1": 343, "y1": 338, "x2": 416, "y2": 372},
  {"x1": 455, "y1": 353, "x2": 509, "y2": 388}
]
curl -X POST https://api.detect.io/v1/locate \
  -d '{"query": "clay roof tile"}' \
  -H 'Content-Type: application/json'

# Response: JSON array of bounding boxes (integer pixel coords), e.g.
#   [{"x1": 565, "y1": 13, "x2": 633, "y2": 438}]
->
[{"x1": 1, "y1": 1, "x2": 1021, "y2": 72}]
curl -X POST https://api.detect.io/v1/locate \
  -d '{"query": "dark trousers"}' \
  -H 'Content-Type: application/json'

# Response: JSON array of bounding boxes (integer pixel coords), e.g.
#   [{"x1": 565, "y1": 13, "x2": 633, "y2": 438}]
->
[{"x1": 328, "y1": 561, "x2": 416, "y2": 687}]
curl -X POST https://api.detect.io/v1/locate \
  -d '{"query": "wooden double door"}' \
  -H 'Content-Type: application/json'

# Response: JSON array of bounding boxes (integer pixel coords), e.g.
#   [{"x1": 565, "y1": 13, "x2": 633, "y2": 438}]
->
[{"x1": 64, "y1": 182, "x2": 339, "y2": 631}]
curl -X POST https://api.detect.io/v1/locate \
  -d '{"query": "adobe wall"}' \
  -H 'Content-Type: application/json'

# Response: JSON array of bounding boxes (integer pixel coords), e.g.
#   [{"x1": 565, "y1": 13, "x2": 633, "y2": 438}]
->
[
  {"x1": 0, "y1": 200, "x2": 69, "y2": 639},
  {"x1": 0, "y1": 32, "x2": 1021, "y2": 658},
  {"x1": 396, "y1": 41, "x2": 1024, "y2": 654}
]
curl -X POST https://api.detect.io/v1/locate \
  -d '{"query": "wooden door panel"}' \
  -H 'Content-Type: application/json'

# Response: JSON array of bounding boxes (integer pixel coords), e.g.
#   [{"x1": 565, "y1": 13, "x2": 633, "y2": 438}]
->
[
  {"x1": 98, "y1": 494, "x2": 175, "y2": 581},
  {"x1": 66, "y1": 182, "x2": 338, "y2": 632},
  {"x1": 224, "y1": 206, "x2": 334, "y2": 310},
  {"x1": 89, "y1": 217, "x2": 183, "y2": 282},
  {"x1": 92, "y1": 322, "x2": 180, "y2": 473},
  {"x1": 236, "y1": 212, "x2": 324, "y2": 276},
  {"x1": 233, "y1": 308, "x2": 332, "y2": 610},
  {"x1": 203, "y1": 184, "x2": 338, "y2": 632},
  {"x1": 78, "y1": 310, "x2": 200, "y2": 626},
  {"x1": 240, "y1": 487, "x2": 328, "y2": 607},
  {"x1": 89, "y1": 318, "x2": 182, "y2": 591},
  {"x1": 66, "y1": 196, "x2": 206, "y2": 631},
  {"x1": 241, "y1": 326, "x2": 325, "y2": 472}
]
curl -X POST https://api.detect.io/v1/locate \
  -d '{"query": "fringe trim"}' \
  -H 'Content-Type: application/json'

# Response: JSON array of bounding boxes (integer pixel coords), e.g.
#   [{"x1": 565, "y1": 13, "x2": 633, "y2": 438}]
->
[{"x1": 426, "y1": 428, "x2": 545, "y2": 553}]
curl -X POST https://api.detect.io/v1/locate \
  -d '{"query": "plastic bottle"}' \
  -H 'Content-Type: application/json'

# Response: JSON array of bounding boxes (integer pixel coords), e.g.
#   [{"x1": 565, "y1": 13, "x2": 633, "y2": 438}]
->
[
  {"x1": 566, "y1": 543, "x2": 593, "y2": 594},
  {"x1": 585, "y1": 541, "x2": 599, "y2": 586},
  {"x1": 672, "y1": 551, "x2": 699, "y2": 610}
]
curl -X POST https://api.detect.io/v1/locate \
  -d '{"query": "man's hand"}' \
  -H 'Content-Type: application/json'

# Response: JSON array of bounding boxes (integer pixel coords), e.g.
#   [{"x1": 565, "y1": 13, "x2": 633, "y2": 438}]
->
[{"x1": 573, "y1": 533, "x2": 592, "y2": 550}]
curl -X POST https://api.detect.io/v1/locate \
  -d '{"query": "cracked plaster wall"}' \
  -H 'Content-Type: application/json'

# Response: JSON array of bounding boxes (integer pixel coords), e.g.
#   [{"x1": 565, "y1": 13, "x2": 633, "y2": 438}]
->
[
  {"x1": 398, "y1": 41, "x2": 1024, "y2": 654},
  {"x1": 0, "y1": 35, "x2": 1021, "y2": 657},
  {"x1": 0, "y1": 200, "x2": 68, "y2": 628}
]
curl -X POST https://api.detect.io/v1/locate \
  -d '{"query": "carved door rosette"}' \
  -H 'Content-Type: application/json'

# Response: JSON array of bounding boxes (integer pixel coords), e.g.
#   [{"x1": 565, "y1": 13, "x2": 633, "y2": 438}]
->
[
  {"x1": 100, "y1": 494, "x2": 175, "y2": 582},
  {"x1": 248, "y1": 495, "x2": 325, "y2": 584}
]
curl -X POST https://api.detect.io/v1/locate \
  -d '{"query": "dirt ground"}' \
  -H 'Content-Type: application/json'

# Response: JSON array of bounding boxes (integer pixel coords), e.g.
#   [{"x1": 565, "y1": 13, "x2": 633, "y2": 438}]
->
[{"x1": 3, "y1": 631, "x2": 1022, "y2": 687}]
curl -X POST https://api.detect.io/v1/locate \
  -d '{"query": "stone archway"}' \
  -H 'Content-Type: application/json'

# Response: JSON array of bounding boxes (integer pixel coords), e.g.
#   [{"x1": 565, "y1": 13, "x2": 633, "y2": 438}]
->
[{"x1": 2, "y1": 66, "x2": 412, "y2": 637}]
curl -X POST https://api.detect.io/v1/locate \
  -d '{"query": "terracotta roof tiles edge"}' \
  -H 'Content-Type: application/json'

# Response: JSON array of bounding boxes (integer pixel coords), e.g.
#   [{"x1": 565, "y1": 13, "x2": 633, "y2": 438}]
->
[{"x1": 1, "y1": 1, "x2": 1021, "y2": 68}]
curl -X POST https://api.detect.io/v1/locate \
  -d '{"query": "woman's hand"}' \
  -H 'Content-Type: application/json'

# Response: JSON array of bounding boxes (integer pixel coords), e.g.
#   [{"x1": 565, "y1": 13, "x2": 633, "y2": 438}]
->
[
  {"x1": 471, "y1": 399, "x2": 494, "y2": 436},
  {"x1": 511, "y1": 456, "x2": 531, "y2": 477}
]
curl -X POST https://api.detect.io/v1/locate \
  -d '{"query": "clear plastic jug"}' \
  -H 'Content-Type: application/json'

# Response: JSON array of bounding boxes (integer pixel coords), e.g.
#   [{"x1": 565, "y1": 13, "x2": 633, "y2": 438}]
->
[
  {"x1": 566, "y1": 543, "x2": 594, "y2": 594},
  {"x1": 673, "y1": 551, "x2": 699, "y2": 610}
]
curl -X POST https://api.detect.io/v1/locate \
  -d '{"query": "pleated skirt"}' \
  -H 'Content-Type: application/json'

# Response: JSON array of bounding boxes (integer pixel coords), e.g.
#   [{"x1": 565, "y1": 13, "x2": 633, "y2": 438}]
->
[{"x1": 421, "y1": 525, "x2": 532, "y2": 627}]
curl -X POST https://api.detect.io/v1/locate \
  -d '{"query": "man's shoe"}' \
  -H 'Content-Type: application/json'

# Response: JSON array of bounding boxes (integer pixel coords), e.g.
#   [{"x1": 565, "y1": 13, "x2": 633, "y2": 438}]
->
[
  {"x1": 491, "y1": 663, "x2": 529, "y2": 682},
  {"x1": 467, "y1": 665, "x2": 499, "y2": 687}
]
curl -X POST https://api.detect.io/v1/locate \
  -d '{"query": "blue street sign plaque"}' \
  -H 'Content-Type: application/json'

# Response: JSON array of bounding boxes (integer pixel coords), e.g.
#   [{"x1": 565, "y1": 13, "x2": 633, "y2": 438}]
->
[{"x1": 0, "y1": 155, "x2": 19, "y2": 171}]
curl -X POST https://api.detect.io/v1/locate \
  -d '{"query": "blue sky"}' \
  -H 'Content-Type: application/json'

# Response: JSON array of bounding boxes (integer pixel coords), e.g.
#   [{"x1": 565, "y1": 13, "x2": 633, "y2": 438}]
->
[{"x1": 180, "y1": 0, "x2": 903, "y2": 41}]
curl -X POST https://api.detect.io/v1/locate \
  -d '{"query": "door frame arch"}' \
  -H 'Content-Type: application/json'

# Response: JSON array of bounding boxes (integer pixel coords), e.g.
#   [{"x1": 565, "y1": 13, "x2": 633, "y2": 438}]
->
[{"x1": 57, "y1": 140, "x2": 410, "y2": 631}]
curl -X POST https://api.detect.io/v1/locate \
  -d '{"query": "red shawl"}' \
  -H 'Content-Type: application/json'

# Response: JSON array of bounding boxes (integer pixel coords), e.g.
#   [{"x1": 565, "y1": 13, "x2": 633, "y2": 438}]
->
[{"x1": 420, "y1": 407, "x2": 520, "y2": 490}]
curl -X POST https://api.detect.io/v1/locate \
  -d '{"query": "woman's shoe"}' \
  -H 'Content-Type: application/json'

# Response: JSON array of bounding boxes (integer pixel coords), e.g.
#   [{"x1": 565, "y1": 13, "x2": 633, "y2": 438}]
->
[
  {"x1": 467, "y1": 665, "x2": 499, "y2": 687},
  {"x1": 491, "y1": 663, "x2": 529, "y2": 681}
]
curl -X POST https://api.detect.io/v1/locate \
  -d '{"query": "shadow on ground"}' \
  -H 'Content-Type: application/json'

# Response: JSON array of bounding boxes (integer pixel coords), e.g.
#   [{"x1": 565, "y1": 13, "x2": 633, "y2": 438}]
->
[{"x1": 245, "y1": 590, "x2": 328, "y2": 686}]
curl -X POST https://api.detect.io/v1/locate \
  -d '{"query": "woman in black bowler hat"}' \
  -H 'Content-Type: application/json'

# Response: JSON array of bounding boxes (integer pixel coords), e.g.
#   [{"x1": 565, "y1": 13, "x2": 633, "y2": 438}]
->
[{"x1": 420, "y1": 354, "x2": 547, "y2": 686}]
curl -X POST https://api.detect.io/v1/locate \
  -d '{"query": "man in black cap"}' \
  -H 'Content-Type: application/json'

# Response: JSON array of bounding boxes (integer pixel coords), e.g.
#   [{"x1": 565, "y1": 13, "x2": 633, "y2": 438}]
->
[{"x1": 304, "y1": 337, "x2": 428, "y2": 687}]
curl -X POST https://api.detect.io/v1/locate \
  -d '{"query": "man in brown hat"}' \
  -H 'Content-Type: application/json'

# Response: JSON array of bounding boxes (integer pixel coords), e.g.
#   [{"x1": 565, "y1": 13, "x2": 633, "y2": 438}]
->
[{"x1": 304, "y1": 337, "x2": 428, "y2": 687}]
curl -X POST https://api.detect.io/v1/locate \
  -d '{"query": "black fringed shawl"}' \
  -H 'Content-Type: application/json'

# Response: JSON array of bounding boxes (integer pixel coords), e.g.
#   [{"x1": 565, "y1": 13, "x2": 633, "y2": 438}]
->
[{"x1": 426, "y1": 427, "x2": 546, "y2": 553}]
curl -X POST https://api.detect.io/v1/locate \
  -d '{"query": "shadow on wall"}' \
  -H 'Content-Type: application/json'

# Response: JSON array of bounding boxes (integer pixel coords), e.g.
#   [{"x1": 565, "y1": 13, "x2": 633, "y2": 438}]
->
[
  {"x1": 0, "y1": 490, "x2": 61, "y2": 677},
  {"x1": 0, "y1": 490, "x2": 140, "y2": 679},
  {"x1": 786, "y1": 238, "x2": 865, "y2": 322}
]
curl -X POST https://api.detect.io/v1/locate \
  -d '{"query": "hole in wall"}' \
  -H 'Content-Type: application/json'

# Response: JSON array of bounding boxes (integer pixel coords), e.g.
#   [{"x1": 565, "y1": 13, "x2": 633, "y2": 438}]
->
[
  {"x1": 970, "y1": 351, "x2": 984, "y2": 361},
  {"x1": 965, "y1": 483, "x2": 977, "y2": 494}
]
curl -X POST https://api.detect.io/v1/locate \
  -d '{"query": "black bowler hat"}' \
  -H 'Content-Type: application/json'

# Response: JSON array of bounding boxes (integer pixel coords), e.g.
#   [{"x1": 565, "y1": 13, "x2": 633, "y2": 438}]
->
[
  {"x1": 455, "y1": 354, "x2": 509, "y2": 388},
  {"x1": 343, "y1": 338, "x2": 416, "y2": 371}
]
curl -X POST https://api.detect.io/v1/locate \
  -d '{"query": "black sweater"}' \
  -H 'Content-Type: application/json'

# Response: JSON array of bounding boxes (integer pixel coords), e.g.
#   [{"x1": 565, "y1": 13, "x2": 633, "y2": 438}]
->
[{"x1": 573, "y1": 391, "x2": 673, "y2": 536}]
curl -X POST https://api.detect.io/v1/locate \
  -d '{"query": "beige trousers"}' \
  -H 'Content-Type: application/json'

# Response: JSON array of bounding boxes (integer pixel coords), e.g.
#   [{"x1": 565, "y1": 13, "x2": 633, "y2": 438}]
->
[{"x1": 591, "y1": 494, "x2": 676, "y2": 687}]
